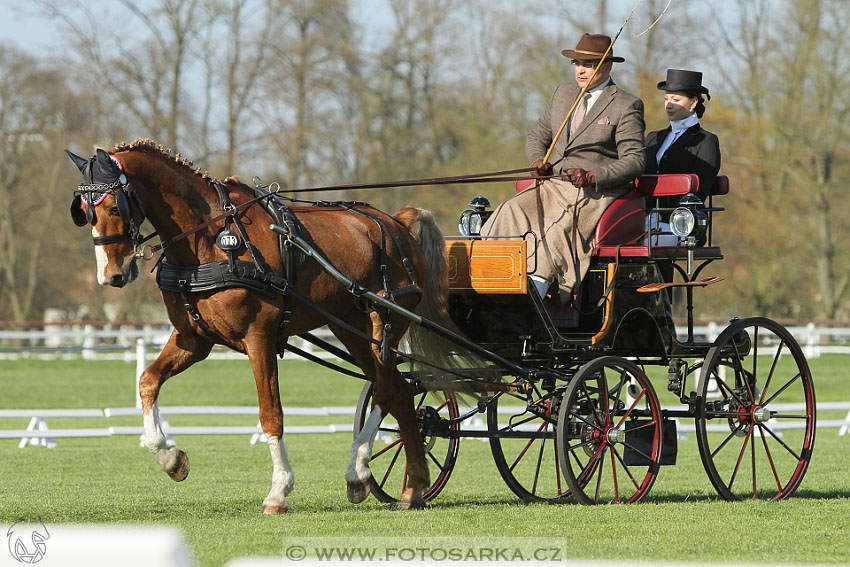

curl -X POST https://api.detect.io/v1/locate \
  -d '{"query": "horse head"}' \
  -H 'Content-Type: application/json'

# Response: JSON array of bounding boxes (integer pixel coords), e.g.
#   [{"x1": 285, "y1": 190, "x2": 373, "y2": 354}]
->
[{"x1": 67, "y1": 148, "x2": 144, "y2": 287}]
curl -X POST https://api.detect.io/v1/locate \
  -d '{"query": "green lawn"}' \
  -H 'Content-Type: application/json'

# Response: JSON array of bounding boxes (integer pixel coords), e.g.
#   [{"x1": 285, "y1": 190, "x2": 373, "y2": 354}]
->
[{"x1": 1, "y1": 356, "x2": 849, "y2": 566}]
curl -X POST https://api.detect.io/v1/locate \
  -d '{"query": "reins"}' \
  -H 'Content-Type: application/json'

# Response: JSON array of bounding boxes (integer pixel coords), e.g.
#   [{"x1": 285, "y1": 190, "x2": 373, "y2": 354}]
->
[{"x1": 135, "y1": 165, "x2": 566, "y2": 260}]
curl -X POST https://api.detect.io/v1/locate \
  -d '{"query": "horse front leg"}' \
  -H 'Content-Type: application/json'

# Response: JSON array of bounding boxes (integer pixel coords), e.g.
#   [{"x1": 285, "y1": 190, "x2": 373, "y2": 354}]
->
[
  {"x1": 245, "y1": 337, "x2": 293, "y2": 515},
  {"x1": 139, "y1": 330, "x2": 212, "y2": 481}
]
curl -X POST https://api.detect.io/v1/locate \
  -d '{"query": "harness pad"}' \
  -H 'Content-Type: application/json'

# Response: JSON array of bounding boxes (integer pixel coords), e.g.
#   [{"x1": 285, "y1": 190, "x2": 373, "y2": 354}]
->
[{"x1": 156, "y1": 259, "x2": 287, "y2": 297}]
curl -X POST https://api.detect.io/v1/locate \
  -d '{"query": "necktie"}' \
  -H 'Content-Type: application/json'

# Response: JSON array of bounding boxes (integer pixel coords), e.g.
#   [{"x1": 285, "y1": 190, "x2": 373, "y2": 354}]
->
[{"x1": 570, "y1": 93, "x2": 591, "y2": 139}]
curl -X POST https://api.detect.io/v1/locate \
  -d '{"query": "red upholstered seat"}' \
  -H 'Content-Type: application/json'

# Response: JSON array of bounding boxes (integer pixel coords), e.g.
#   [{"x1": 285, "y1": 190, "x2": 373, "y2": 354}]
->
[{"x1": 593, "y1": 190, "x2": 645, "y2": 247}]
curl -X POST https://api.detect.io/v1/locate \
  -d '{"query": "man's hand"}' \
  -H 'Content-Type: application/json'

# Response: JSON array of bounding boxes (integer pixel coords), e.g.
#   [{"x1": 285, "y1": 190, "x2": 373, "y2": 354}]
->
[
  {"x1": 565, "y1": 168, "x2": 596, "y2": 188},
  {"x1": 531, "y1": 158, "x2": 553, "y2": 178}
]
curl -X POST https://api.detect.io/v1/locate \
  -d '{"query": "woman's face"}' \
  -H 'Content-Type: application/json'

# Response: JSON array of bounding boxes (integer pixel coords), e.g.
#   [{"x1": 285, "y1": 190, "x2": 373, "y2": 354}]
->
[{"x1": 664, "y1": 91, "x2": 698, "y2": 122}]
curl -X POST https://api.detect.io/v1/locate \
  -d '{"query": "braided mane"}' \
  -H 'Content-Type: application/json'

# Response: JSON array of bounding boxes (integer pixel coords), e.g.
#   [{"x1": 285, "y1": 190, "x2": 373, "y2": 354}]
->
[{"x1": 108, "y1": 138, "x2": 215, "y2": 183}]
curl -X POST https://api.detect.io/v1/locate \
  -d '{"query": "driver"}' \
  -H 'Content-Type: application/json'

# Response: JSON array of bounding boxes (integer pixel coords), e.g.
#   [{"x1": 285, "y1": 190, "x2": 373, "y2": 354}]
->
[{"x1": 481, "y1": 33, "x2": 645, "y2": 305}]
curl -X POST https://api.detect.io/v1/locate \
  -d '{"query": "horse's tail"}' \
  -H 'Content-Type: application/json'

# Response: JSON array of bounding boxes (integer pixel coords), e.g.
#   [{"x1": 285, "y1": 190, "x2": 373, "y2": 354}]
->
[
  {"x1": 394, "y1": 207, "x2": 482, "y2": 387},
  {"x1": 393, "y1": 207, "x2": 450, "y2": 328}
]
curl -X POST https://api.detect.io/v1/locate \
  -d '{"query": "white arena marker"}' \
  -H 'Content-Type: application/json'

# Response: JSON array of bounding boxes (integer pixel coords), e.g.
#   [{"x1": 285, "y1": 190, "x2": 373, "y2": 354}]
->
[{"x1": 1, "y1": 524, "x2": 194, "y2": 567}]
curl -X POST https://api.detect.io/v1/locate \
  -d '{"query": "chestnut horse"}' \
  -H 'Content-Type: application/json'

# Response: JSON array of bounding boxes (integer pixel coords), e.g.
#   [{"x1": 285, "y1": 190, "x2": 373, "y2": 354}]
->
[{"x1": 67, "y1": 139, "x2": 453, "y2": 513}]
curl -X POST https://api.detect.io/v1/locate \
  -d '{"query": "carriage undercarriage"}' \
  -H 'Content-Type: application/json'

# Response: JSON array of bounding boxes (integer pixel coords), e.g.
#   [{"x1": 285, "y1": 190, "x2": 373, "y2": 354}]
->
[{"x1": 349, "y1": 265, "x2": 816, "y2": 505}]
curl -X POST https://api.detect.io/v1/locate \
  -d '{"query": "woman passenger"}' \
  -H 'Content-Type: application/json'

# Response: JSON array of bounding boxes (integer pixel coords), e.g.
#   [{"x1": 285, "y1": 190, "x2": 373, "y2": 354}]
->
[{"x1": 645, "y1": 69, "x2": 721, "y2": 244}]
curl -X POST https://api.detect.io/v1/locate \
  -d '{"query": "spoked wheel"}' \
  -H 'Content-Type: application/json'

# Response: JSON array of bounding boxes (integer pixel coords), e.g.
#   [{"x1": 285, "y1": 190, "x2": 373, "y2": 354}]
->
[
  {"x1": 353, "y1": 382, "x2": 460, "y2": 504},
  {"x1": 488, "y1": 386, "x2": 570, "y2": 502},
  {"x1": 556, "y1": 356, "x2": 662, "y2": 504},
  {"x1": 695, "y1": 317, "x2": 816, "y2": 501}
]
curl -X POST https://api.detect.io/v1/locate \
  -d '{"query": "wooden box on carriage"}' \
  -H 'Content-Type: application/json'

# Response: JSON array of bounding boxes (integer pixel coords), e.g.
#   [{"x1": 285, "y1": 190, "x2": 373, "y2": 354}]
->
[{"x1": 445, "y1": 238, "x2": 527, "y2": 294}]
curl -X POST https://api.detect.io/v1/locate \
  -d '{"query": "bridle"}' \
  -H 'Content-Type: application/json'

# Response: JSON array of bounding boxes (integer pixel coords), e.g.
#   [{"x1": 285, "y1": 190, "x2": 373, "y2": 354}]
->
[{"x1": 73, "y1": 170, "x2": 155, "y2": 250}]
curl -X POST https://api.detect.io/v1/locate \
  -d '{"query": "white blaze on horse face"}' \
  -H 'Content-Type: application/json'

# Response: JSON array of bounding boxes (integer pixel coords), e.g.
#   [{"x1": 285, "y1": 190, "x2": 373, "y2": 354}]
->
[
  {"x1": 92, "y1": 226, "x2": 111, "y2": 285},
  {"x1": 263, "y1": 436, "x2": 295, "y2": 511},
  {"x1": 92, "y1": 225, "x2": 139, "y2": 286},
  {"x1": 346, "y1": 404, "x2": 383, "y2": 485}
]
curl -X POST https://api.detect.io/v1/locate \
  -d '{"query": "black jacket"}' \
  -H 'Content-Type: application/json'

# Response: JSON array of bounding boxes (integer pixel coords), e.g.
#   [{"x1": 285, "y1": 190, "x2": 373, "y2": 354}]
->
[{"x1": 645, "y1": 124, "x2": 721, "y2": 205}]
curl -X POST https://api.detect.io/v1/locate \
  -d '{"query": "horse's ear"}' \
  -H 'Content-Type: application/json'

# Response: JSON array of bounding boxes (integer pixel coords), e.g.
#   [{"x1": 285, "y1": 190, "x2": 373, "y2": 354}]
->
[
  {"x1": 66, "y1": 150, "x2": 89, "y2": 172},
  {"x1": 70, "y1": 195, "x2": 88, "y2": 226},
  {"x1": 96, "y1": 148, "x2": 120, "y2": 175}
]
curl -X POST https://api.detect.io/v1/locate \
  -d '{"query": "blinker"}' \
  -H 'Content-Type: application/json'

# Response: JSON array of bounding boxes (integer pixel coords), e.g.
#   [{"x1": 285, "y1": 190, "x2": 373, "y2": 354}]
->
[
  {"x1": 71, "y1": 195, "x2": 90, "y2": 227},
  {"x1": 115, "y1": 190, "x2": 131, "y2": 222}
]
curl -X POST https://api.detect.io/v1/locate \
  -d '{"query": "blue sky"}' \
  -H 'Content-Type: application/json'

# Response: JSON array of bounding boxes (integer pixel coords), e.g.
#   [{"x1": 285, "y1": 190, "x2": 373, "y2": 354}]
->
[{"x1": 0, "y1": 0, "x2": 394, "y2": 53}]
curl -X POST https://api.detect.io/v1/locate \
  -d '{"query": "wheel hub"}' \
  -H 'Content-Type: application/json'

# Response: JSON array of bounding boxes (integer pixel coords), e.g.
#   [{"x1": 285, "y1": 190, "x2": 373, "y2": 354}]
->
[
  {"x1": 606, "y1": 427, "x2": 626, "y2": 445},
  {"x1": 580, "y1": 424, "x2": 625, "y2": 456},
  {"x1": 417, "y1": 406, "x2": 442, "y2": 451}
]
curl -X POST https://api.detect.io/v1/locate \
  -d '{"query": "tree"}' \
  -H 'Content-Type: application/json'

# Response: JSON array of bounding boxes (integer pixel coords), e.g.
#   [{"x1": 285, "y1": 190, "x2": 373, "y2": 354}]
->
[
  {"x1": 0, "y1": 48, "x2": 96, "y2": 321},
  {"x1": 39, "y1": 0, "x2": 208, "y2": 152}
]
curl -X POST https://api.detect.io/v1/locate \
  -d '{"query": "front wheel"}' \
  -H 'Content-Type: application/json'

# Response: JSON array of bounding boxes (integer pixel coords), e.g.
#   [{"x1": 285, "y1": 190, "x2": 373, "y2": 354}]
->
[
  {"x1": 695, "y1": 317, "x2": 816, "y2": 501},
  {"x1": 556, "y1": 356, "x2": 662, "y2": 504},
  {"x1": 353, "y1": 382, "x2": 460, "y2": 504}
]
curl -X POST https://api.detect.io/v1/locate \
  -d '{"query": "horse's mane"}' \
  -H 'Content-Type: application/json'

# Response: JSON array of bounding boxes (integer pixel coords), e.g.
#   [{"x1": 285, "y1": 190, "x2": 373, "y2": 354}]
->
[{"x1": 108, "y1": 138, "x2": 216, "y2": 184}]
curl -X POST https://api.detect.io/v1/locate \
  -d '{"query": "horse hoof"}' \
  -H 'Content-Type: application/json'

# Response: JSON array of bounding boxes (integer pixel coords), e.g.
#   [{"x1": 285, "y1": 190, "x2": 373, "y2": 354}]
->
[
  {"x1": 397, "y1": 497, "x2": 426, "y2": 510},
  {"x1": 166, "y1": 449, "x2": 190, "y2": 482},
  {"x1": 261, "y1": 503, "x2": 289, "y2": 515},
  {"x1": 347, "y1": 480, "x2": 371, "y2": 504}
]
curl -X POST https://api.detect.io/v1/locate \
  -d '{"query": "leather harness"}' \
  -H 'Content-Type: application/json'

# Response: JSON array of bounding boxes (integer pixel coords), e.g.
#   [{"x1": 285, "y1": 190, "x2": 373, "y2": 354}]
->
[{"x1": 154, "y1": 183, "x2": 420, "y2": 359}]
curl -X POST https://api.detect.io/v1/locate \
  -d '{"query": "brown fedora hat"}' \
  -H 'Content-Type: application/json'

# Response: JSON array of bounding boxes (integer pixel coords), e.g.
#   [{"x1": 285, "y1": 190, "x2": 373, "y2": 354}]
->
[
  {"x1": 561, "y1": 33, "x2": 625, "y2": 63},
  {"x1": 657, "y1": 68, "x2": 710, "y2": 97}
]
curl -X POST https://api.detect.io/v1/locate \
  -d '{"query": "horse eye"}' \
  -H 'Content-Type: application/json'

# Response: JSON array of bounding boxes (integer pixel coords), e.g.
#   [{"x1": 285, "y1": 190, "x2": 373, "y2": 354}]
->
[{"x1": 109, "y1": 206, "x2": 120, "y2": 216}]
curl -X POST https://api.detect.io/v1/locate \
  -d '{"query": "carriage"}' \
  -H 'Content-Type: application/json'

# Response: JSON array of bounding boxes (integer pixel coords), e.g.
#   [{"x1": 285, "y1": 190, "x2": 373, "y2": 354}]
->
[
  {"x1": 67, "y1": 142, "x2": 815, "y2": 511},
  {"x1": 351, "y1": 173, "x2": 816, "y2": 505}
]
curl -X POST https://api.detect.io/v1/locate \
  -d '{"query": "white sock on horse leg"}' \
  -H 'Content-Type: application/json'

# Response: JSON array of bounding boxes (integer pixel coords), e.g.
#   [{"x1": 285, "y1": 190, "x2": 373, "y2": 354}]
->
[
  {"x1": 264, "y1": 436, "x2": 294, "y2": 509},
  {"x1": 346, "y1": 404, "x2": 383, "y2": 485}
]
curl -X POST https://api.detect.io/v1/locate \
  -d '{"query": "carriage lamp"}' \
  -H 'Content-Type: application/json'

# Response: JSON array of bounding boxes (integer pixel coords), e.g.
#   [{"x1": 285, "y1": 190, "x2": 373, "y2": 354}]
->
[
  {"x1": 669, "y1": 193, "x2": 707, "y2": 240},
  {"x1": 669, "y1": 193, "x2": 708, "y2": 276},
  {"x1": 458, "y1": 195, "x2": 492, "y2": 236}
]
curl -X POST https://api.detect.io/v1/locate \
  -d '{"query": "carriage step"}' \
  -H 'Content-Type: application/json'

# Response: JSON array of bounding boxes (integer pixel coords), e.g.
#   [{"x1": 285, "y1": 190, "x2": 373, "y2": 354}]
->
[{"x1": 636, "y1": 276, "x2": 724, "y2": 293}]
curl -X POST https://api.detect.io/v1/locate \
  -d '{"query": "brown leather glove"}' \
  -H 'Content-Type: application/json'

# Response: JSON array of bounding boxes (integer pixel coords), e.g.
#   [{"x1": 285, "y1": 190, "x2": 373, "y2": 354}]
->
[
  {"x1": 566, "y1": 167, "x2": 596, "y2": 188},
  {"x1": 531, "y1": 158, "x2": 553, "y2": 178}
]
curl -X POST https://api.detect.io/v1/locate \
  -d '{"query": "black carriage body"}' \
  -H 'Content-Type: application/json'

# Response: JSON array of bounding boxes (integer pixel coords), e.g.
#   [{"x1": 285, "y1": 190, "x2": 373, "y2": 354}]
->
[{"x1": 449, "y1": 260, "x2": 678, "y2": 365}]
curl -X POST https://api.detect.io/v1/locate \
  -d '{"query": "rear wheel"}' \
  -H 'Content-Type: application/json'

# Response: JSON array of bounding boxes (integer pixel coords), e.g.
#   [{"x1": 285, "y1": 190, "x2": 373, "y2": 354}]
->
[
  {"x1": 556, "y1": 357, "x2": 662, "y2": 504},
  {"x1": 353, "y1": 382, "x2": 460, "y2": 504},
  {"x1": 488, "y1": 386, "x2": 569, "y2": 502},
  {"x1": 695, "y1": 317, "x2": 816, "y2": 501}
]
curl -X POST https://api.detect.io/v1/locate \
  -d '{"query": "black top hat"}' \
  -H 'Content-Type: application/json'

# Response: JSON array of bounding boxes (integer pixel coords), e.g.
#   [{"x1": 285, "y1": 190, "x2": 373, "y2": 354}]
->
[{"x1": 657, "y1": 69, "x2": 710, "y2": 98}]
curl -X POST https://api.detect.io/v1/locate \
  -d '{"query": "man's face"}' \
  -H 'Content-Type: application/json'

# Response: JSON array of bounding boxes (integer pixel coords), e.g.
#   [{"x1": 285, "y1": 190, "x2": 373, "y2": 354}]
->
[{"x1": 573, "y1": 60, "x2": 613, "y2": 89}]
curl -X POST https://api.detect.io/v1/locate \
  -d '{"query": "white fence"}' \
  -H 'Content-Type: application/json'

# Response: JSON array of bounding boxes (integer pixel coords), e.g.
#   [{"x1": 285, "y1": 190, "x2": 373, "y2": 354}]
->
[
  {"x1": 3, "y1": 322, "x2": 850, "y2": 448},
  {"x1": 4, "y1": 402, "x2": 850, "y2": 450},
  {"x1": 0, "y1": 323, "x2": 339, "y2": 361},
  {"x1": 2, "y1": 322, "x2": 850, "y2": 361}
]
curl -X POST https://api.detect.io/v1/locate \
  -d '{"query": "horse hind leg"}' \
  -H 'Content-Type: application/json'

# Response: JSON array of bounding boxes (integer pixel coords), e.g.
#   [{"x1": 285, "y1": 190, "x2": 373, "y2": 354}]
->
[
  {"x1": 140, "y1": 331, "x2": 212, "y2": 482},
  {"x1": 345, "y1": 403, "x2": 383, "y2": 503},
  {"x1": 337, "y1": 310, "x2": 428, "y2": 510}
]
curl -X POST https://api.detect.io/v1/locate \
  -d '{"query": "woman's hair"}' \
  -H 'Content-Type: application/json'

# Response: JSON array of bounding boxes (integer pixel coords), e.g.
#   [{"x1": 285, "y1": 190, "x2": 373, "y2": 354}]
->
[{"x1": 688, "y1": 93, "x2": 707, "y2": 119}]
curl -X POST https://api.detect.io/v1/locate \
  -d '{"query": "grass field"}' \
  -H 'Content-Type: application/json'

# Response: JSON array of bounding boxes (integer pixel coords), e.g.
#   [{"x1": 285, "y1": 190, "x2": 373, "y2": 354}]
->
[{"x1": 2, "y1": 355, "x2": 850, "y2": 566}]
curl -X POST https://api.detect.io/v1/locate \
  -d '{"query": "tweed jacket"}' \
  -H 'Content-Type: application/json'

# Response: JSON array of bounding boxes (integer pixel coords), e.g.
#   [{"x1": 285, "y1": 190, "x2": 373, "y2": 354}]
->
[
  {"x1": 526, "y1": 80, "x2": 646, "y2": 193},
  {"x1": 482, "y1": 79, "x2": 646, "y2": 296},
  {"x1": 645, "y1": 123, "x2": 721, "y2": 204}
]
